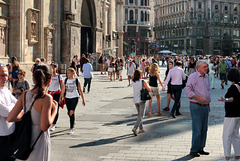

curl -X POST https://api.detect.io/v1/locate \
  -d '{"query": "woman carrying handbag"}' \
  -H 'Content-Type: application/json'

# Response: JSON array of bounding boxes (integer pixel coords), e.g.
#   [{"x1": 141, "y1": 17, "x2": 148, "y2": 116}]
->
[{"x1": 132, "y1": 69, "x2": 151, "y2": 136}]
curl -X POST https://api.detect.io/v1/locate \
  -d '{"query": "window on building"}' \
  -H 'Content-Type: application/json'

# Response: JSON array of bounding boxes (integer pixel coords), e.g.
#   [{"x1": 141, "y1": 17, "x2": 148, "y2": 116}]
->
[
  {"x1": 145, "y1": 0, "x2": 147, "y2": 6},
  {"x1": 145, "y1": 11, "x2": 147, "y2": 21},
  {"x1": 141, "y1": 11, "x2": 144, "y2": 21},
  {"x1": 214, "y1": 41, "x2": 221, "y2": 50},
  {"x1": 187, "y1": 39, "x2": 190, "y2": 48},
  {"x1": 182, "y1": 29, "x2": 184, "y2": 36},
  {"x1": 233, "y1": 42, "x2": 239, "y2": 48},
  {"x1": 223, "y1": 29, "x2": 230, "y2": 36},
  {"x1": 187, "y1": 28, "x2": 190, "y2": 35},
  {"x1": 224, "y1": 15, "x2": 228, "y2": 23},
  {"x1": 234, "y1": 5, "x2": 238, "y2": 12},
  {"x1": 197, "y1": 14, "x2": 202, "y2": 22},
  {"x1": 140, "y1": 29, "x2": 147, "y2": 37},
  {"x1": 176, "y1": 6, "x2": 178, "y2": 12},
  {"x1": 140, "y1": 42, "x2": 144, "y2": 53},
  {"x1": 129, "y1": 10, "x2": 134, "y2": 21},
  {"x1": 196, "y1": 39, "x2": 203, "y2": 49},
  {"x1": 225, "y1": 5, "x2": 228, "y2": 11},
  {"x1": 215, "y1": 4, "x2": 218, "y2": 10},
  {"x1": 234, "y1": 17, "x2": 238, "y2": 24},
  {"x1": 182, "y1": 4, "x2": 184, "y2": 10},
  {"x1": 128, "y1": 28, "x2": 136, "y2": 37},
  {"x1": 176, "y1": 30, "x2": 178, "y2": 37},
  {"x1": 214, "y1": 16, "x2": 219, "y2": 23},
  {"x1": 198, "y1": 2, "x2": 202, "y2": 9},
  {"x1": 141, "y1": 0, "x2": 143, "y2": 6},
  {"x1": 214, "y1": 29, "x2": 221, "y2": 36},
  {"x1": 196, "y1": 28, "x2": 203, "y2": 36},
  {"x1": 233, "y1": 30, "x2": 240, "y2": 37}
]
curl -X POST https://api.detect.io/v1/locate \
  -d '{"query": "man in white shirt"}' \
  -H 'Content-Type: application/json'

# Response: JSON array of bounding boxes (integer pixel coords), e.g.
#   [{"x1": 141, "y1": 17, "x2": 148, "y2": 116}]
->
[
  {"x1": 0, "y1": 63, "x2": 17, "y2": 160},
  {"x1": 163, "y1": 61, "x2": 186, "y2": 118}
]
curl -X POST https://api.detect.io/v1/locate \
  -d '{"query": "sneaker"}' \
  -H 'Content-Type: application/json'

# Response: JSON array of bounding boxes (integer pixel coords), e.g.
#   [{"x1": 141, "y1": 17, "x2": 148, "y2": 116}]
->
[
  {"x1": 50, "y1": 125, "x2": 55, "y2": 131},
  {"x1": 132, "y1": 128, "x2": 137, "y2": 136},
  {"x1": 83, "y1": 88, "x2": 85, "y2": 93},
  {"x1": 163, "y1": 107, "x2": 170, "y2": 111},
  {"x1": 139, "y1": 129, "x2": 146, "y2": 133},
  {"x1": 68, "y1": 129, "x2": 74, "y2": 134}
]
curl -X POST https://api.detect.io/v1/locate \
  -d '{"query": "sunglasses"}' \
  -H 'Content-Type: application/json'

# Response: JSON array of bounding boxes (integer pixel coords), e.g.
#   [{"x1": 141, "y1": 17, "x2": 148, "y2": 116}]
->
[
  {"x1": 36, "y1": 61, "x2": 40, "y2": 62},
  {"x1": 17, "y1": 73, "x2": 23, "y2": 75}
]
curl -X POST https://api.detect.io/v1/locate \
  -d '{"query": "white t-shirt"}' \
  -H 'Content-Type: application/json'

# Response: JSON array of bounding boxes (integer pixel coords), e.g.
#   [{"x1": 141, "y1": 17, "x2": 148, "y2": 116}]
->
[
  {"x1": 65, "y1": 79, "x2": 79, "y2": 99},
  {"x1": 127, "y1": 63, "x2": 136, "y2": 76},
  {"x1": 48, "y1": 75, "x2": 63, "y2": 92},
  {"x1": 132, "y1": 80, "x2": 143, "y2": 104}
]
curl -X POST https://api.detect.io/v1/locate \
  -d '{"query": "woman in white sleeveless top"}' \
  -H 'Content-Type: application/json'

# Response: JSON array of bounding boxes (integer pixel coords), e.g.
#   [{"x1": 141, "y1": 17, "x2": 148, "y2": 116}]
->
[
  {"x1": 132, "y1": 69, "x2": 151, "y2": 136},
  {"x1": 8, "y1": 65, "x2": 58, "y2": 161}
]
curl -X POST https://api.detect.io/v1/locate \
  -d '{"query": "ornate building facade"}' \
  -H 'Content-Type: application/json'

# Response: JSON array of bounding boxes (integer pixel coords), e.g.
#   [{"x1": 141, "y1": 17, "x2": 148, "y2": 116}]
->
[
  {"x1": 0, "y1": 0, "x2": 123, "y2": 68},
  {"x1": 154, "y1": 0, "x2": 240, "y2": 56},
  {"x1": 123, "y1": 0, "x2": 153, "y2": 55}
]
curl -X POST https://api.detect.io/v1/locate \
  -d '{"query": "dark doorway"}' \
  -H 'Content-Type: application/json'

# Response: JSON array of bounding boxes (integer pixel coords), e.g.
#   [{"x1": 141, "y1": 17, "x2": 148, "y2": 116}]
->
[
  {"x1": 81, "y1": 0, "x2": 94, "y2": 55},
  {"x1": 81, "y1": 27, "x2": 93, "y2": 55}
]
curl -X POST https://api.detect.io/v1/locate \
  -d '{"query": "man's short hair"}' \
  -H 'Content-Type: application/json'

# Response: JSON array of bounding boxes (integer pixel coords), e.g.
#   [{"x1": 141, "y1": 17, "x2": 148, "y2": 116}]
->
[
  {"x1": 175, "y1": 61, "x2": 182, "y2": 66},
  {"x1": 196, "y1": 60, "x2": 207, "y2": 68}
]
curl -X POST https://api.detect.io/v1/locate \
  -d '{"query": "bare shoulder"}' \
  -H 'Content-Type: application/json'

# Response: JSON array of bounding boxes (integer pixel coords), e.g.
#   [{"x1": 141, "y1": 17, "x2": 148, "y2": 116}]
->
[{"x1": 36, "y1": 94, "x2": 52, "y2": 105}]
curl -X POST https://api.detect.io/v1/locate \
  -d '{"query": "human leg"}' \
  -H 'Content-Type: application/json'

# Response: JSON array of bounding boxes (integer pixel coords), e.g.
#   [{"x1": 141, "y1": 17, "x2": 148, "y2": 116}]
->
[
  {"x1": 199, "y1": 105, "x2": 209, "y2": 152},
  {"x1": 156, "y1": 94, "x2": 162, "y2": 115},
  {"x1": 231, "y1": 118, "x2": 240, "y2": 158},
  {"x1": 52, "y1": 93, "x2": 60, "y2": 125},
  {"x1": 190, "y1": 103, "x2": 203, "y2": 153},
  {"x1": 87, "y1": 78, "x2": 92, "y2": 92},
  {"x1": 171, "y1": 85, "x2": 182, "y2": 116},
  {"x1": 65, "y1": 98, "x2": 79, "y2": 129},
  {"x1": 83, "y1": 78, "x2": 88, "y2": 92}
]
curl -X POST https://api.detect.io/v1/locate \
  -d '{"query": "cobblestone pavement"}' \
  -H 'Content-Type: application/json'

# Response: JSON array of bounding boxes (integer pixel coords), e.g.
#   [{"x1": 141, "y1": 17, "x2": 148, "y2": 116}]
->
[{"x1": 24, "y1": 67, "x2": 230, "y2": 161}]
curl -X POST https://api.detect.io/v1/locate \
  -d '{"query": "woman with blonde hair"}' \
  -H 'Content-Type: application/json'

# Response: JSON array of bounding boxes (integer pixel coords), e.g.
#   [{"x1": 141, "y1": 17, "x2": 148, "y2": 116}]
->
[
  {"x1": 60, "y1": 68, "x2": 85, "y2": 134},
  {"x1": 148, "y1": 63, "x2": 163, "y2": 117}
]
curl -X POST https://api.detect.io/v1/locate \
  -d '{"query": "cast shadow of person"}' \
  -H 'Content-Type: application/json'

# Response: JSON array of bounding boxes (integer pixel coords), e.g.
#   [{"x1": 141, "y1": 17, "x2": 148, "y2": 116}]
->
[{"x1": 69, "y1": 134, "x2": 134, "y2": 148}]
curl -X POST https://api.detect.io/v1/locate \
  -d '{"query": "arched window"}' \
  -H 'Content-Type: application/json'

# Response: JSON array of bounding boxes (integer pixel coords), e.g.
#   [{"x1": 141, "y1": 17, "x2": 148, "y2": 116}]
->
[
  {"x1": 130, "y1": 10, "x2": 134, "y2": 21},
  {"x1": 197, "y1": 14, "x2": 202, "y2": 22},
  {"x1": 141, "y1": 11, "x2": 144, "y2": 21}
]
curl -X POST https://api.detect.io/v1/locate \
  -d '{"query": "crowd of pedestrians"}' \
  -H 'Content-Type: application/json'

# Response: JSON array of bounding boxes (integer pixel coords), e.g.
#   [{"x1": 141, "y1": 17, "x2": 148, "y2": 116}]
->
[{"x1": 1, "y1": 52, "x2": 240, "y2": 160}]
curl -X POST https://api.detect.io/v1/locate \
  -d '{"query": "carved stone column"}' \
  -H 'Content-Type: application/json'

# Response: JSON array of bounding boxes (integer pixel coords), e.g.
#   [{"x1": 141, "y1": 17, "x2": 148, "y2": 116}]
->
[{"x1": 44, "y1": 24, "x2": 55, "y2": 64}]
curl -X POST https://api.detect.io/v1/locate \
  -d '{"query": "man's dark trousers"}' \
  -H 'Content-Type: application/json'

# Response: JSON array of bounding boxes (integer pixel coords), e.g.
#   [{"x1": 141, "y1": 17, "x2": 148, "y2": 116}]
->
[{"x1": 171, "y1": 85, "x2": 182, "y2": 115}]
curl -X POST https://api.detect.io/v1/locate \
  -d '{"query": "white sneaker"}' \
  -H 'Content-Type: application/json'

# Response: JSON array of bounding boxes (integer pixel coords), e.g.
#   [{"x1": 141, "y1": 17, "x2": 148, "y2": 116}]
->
[
  {"x1": 50, "y1": 125, "x2": 55, "y2": 131},
  {"x1": 68, "y1": 129, "x2": 74, "y2": 134}
]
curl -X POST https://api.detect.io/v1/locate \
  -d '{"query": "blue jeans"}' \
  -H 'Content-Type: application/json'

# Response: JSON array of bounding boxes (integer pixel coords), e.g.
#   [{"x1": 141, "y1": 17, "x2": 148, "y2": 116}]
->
[{"x1": 190, "y1": 103, "x2": 209, "y2": 152}]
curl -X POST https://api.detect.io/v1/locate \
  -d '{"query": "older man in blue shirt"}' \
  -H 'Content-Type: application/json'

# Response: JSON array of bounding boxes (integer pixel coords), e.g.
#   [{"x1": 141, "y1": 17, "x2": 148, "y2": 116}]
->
[{"x1": 185, "y1": 60, "x2": 211, "y2": 157}]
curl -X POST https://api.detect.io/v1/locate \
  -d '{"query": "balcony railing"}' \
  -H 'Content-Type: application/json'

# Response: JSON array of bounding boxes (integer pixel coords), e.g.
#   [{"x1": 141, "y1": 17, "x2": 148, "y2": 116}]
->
[{"x1": 127, "y1": 20, "x2": 137, "y2": 24}]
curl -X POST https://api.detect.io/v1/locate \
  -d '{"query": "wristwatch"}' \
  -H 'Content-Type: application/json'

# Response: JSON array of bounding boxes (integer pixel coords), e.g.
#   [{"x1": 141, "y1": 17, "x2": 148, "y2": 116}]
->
[{"x1": 225, "y1": 98, "x2": 229, "y2": 102}]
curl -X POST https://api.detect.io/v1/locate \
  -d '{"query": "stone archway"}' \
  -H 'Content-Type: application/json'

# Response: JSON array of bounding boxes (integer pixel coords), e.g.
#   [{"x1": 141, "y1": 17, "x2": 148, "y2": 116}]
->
[{"x1": 81, "y1": 0, "x2": 96, "y2": 55}]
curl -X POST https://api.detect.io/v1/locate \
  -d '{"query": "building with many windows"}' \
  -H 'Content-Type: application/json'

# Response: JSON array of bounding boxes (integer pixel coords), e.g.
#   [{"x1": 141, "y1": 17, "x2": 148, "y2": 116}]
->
[
  {"x1": 154, "y1": 0, "x2": 240, "y2": 56},
  {"x1": 0, "y1": 0, "x2": 123, "y2": 70},
  {"x1": 123, "y1": 0, "x2": 153, "y2": 55}
]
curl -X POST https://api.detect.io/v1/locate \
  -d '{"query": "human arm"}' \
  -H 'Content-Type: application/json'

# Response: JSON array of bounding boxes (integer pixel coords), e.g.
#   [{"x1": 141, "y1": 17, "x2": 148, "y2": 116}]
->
[
  {"x1": 7, "y1": 92, "x2": 25, "y2": 122},
  {"x1": 162, "y1": 70, "x2": 171, "y2": 90},
  {"x1": 40, "y1": 95, "x2": 58, "y2": 131},
  {"x1": 59, "y1": 83, "x2": 66, "y2": 103},
  {"x1": 78, "y1": 81, "x2": 86, "y2": 106},
  {"x1": 218, "y1": 96, "x2": 234, "y2": 103},
  {"x1": 30, "y1": 65, "x2": 34, "y2": 73},
  {"x1": 143, "y1": 80, "x2": 151, "y2": 92},
  {"x1": 156, "y1": 73, "x2": 163, "y2": 88}
]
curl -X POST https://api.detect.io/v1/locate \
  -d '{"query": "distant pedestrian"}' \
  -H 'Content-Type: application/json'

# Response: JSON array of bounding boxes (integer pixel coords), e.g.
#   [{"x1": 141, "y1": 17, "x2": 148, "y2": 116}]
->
[
  {"x1": 218, "y1": 68, "x2": 240, "y2": 161},
  {"x1": 48, "y1": 62, "x2": 64, "y2": 131},
  {"x1": 127, "y1": 59, "x2": 136, "y2": 86},
  {"x1": 185, "y1": 60, "x2": 211, "y2": 157},
  {"x1": 10, "y1": 56, "x2": 20, "y2": 84},
  {"x1": 148, "y1": 63, "x2": 164, "y2": 117},
  {"x1": 60, "y1": 68, "x2": 86, "y2": 134},
  {"x1": 12, "y1": 69, "x2": 30, "y2": 99},
  {"x1": 0, "y1": 63, "x2": 17, "y2": 161},
  {"x1": 188, "y1": 57, "x2": 196, "y2": 75},
  {"x1": 218, "y1": 59, "x2": 227, "y2": 89},
  {"x1": 39, "y1": 57, "x2": 46, "y2": 65},
  {"x1": 208, "y1": 60, "x2": 215, "y2": 89},
  {"x1": 98, "y1": 53, "x2": 104, "y2": 74},
  {"x1": 82, "y1": 59, "x2": 93, "y2": 93},
  {"x1": 31, "y1": 58, "x2": 40, "y2": 74},
  {"x1": 163, "y1": 61, "x2": 186, "y2": 118},
  {"x1": 132, "y1": 69, "x2": 151, "y2": 136}
]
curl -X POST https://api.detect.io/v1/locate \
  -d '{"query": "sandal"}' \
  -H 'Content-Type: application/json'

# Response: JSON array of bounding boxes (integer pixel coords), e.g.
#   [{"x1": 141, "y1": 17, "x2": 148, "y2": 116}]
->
[
  {"x1": 157, "y1": 111, "x2": 162, "y2": 116},
  {"x1": 149, "y1": 112, "x2": 152, "y2": 117}
]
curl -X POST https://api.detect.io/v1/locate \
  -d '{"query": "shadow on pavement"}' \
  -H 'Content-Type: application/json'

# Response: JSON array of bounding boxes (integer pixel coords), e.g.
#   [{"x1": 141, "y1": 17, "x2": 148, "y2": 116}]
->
[
  {"x1": 50, "y1": 129, "x2": 69, "y2": 138},
  {"x1": 69, "y1": 134, "x2": 134, "y2": 148},
  {"x1": 172, "y1": 154, "x2": 194, "y2": 161}
]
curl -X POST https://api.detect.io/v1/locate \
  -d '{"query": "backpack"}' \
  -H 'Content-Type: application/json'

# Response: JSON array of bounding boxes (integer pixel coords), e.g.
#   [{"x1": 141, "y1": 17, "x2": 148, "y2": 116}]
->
[
  {"x1": 64, "y1": 78, "x2": 80, "y2": 95},
  {"x1": 11, "y1": 92, "x2": 42, "y2": 160}
]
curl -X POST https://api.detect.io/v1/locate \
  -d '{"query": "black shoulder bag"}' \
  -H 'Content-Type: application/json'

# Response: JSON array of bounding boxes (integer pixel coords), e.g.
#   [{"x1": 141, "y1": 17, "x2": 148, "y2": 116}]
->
[
  {"x1": 140, "y1": 80, "x2": 151, "y2": 101},
  {"x1": 11, "y1": 92, "x2": 43, "y2": 160}
]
